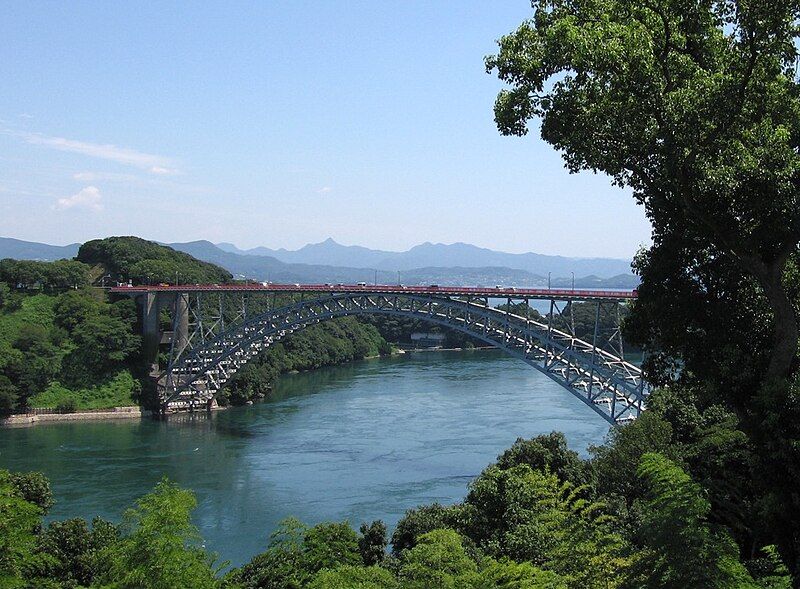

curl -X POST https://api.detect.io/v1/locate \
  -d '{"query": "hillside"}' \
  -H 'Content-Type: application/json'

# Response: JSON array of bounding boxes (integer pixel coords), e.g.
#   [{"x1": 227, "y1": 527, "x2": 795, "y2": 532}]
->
[{"x1": 78, "y1": 236, "x2": 233, "y2": 284}]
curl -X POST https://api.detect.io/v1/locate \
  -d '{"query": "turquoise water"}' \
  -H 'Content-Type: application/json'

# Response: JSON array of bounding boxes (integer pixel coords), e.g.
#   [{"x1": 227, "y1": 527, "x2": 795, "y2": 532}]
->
[{"x1": 0, "y1": 351, "x2": 610, "y2": 566}]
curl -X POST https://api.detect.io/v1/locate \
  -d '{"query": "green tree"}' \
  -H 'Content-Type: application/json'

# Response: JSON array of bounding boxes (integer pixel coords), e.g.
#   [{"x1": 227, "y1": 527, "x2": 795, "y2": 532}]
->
[
  {"x1": 0, "y1": 259, "x2": 89, "y2": 290},
  {"x1": 93, "y1": 478, "x2": 220, "y2": 589},
  {"x1": 9, "y1": 324, "x2": 61, "y2": 404},
  {"x1": 390, "y1": 503, "x2": 463, "y2": 556},
  {"x1": 0, "y1": 470, "x2": 42, "y2": 588},
  {"x1": 358, "y1": 520, "x2": 388, "y2": 567},
  {"x1": 473, "y1": 558, "x2": 566, "y2": 589},
  {"x1": 9, "y1": 471, "x2": 54, "y2": 513},
  {"x1": 62, "y1": 313, "x2": 140, "y2": 384},
  {"x1": 486, "y1": 1, "x2": 800, "y2": 577},
  {"x1": 632, "y1": 453, "x2": 757, "y2": 588},
  {"x1": 77, "y1": 236, "x2": 232, "y2": 285},
  {"x1": 30, "y1": 517, "x2": 118, "y2": 587},
  {"x1": 0, "y1": 281, "x2": 10, "y2": 307},
  {"x1": 301, "y1": 522, "x2": 361, "y2": 576},
  {"x1": 590, "y1": 409, "x2": 677, "y2": 512},
  {"x1": 53, "y1": 289, "x2": 140, "y2": 386},
  {"x1": 227, "y1": 519, "x2": 362, "y2": 589},
  {"x1": 463, "y1": 464, "x2": 631, "y2": 587},
  {"x1": 0, "y1": 375, "x2": 18, "y2": 416},
  {"x1": 495, "y1": 432, "x2": 589, "y2": 484},
  {"x1": 463, "y1": 464, "x2": 570, "y2": 564},
  {"x1": 487, "y1": 0, "x2": 800, "y2": 379},
  {"x1": 227, "y1": 518, "x2": 309, "y2": 589},
  {"x1": 308, "y1": 565, "x2": 400, "y2": 589},
  {"x1": 399, "y1": 529, "x2": 478, "y2": 589}
]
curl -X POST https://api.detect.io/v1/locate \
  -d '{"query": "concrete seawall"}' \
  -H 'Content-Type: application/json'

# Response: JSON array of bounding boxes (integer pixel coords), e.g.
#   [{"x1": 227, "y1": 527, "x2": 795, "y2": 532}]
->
[{"x1": 2, "y1": 406, "x2": 148, "y2": 427}]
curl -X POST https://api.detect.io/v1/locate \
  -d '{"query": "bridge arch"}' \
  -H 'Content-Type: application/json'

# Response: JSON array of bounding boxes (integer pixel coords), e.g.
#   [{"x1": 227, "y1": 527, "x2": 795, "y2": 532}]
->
[{"x1": 160, "y1": 292, "x2": 647, "y2": 424}]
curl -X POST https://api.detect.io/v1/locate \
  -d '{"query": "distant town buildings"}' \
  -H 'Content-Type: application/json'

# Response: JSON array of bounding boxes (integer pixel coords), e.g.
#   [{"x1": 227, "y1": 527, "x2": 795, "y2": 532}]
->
[{"x1": 410, "y1": 332, "x2": 446, "y2": 348}]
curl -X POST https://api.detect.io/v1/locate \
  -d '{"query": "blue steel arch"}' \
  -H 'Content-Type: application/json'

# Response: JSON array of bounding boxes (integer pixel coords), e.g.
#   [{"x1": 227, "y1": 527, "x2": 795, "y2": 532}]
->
[{"x1": 161, "y1": 292, "x2": 648, "y2": 424}]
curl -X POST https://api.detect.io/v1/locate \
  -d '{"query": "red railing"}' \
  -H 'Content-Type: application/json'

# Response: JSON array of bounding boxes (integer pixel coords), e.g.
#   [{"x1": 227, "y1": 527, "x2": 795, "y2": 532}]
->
[{"x1": 111, "y1": 283, "x2": 637, "y2": 300}]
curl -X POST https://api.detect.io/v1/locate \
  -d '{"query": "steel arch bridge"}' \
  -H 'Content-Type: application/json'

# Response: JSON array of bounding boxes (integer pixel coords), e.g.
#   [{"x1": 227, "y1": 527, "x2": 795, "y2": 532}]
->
[{"x1": 112, "y1": 284, "x2": 648, "y2": 425}]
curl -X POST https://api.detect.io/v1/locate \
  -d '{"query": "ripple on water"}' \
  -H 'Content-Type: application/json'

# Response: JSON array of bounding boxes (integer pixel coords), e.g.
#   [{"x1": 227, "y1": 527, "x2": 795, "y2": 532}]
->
[{"x1": 0, "y1": 351, "x2": 609, "y2": 567}]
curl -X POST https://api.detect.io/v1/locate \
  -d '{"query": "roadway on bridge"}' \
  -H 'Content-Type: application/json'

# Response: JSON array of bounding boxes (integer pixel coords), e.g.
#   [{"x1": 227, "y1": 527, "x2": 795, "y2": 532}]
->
[{"x1": 110, "y1": 282, "x2": 637, "y2": 301}]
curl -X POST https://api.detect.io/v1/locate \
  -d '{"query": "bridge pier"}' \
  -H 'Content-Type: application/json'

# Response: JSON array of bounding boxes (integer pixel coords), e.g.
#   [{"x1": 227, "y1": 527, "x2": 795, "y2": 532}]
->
[
  {"x1": 142, "y1": 292, "x2": 162, "y2": 376},
  {"x1": 140, "y1": 291, "x2": 190, "y2": 377},
  {"x1": 173, "y1": 292, "x2": 190, "y2": 360}
]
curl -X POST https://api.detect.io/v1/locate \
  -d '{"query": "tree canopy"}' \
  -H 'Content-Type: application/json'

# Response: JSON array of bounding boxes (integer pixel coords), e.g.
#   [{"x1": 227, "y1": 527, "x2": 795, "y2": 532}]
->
[
  {"x1": 486, "y1": 0, "x2": 800, "y2": 578},
  {"x1": 77, "y1": 236, "x2": 232, "y2": 285}
]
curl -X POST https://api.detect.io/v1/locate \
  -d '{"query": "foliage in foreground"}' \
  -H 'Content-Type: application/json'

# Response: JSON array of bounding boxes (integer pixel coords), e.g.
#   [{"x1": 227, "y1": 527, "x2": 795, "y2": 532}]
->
[{"x1": 2, "y1": 406, "x2": 793, "y2": 588}]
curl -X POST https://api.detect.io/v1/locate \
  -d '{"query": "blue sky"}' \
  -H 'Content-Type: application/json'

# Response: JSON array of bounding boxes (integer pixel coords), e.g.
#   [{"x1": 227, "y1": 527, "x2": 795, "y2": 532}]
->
[{"x1": 0, "y1": 1, "x2": 652, "y2": 259}]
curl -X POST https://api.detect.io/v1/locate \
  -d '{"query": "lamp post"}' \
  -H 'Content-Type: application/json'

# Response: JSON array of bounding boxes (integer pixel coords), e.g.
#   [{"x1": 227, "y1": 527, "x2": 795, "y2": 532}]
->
[
  {"x1": 571, "y1": 272, "x2": 575, "y2": 291},
  {"x1": 547, "y1": 272, "x2": 551, "y2": 289}
]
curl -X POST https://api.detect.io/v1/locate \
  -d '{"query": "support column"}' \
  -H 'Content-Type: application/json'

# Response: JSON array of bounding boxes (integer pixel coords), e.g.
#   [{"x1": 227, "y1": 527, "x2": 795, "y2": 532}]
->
[
  {"x1": 142, "y1": 292, "x2": 161, "y2": 376},
  {"x1": 173, "y1": 292, "x2": 190, "y2": 360}
]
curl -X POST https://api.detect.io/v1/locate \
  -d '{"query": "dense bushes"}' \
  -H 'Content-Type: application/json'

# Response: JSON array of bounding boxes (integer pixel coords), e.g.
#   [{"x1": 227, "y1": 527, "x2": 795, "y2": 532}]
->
[{"x1": 0, "y1": 286, "x2": 140, "y2": 414}]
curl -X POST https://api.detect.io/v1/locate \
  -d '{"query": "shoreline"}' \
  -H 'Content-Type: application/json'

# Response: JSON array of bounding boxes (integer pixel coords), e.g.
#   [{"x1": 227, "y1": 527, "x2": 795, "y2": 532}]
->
[
  {"x1": 2, "y1": 406, "x2": 148, "y2": 427},
  {"x1": 395, "y1": 345, "x2": 497, "y2": 353},
  {"x1": 1, "y1": 348, "x2": 500, "y2": 427}
]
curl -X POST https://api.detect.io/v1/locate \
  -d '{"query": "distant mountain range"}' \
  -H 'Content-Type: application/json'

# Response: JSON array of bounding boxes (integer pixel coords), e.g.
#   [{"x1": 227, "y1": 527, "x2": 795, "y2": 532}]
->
[
  {"x1": 0, "y1": 236, "x2": 639, "y2": 289},
  {"x1": 0, "y1": 237, "x2": 80, "y2": 261},
  {"x1": 217, "y1": 238, "x2": 633, "y2": 278}
]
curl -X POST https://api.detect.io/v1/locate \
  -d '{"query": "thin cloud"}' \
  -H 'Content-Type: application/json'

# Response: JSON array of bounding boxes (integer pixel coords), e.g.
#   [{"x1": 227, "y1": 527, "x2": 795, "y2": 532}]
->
[
  {"x1": 318, "y1": 186, "x2": 332, "y2": 194},
  {"x1": 149, "y1": 165, "x2": 178, "y2": 175},
  {"x1": 11, "y1": 130, "x2": 178, "y2": 174},
  {"x1": 73, "y1": 171, "x2": 139, "y2": 182},
  {"x1": 54, "y1": 186, "x2": 103, "y2": 212}
]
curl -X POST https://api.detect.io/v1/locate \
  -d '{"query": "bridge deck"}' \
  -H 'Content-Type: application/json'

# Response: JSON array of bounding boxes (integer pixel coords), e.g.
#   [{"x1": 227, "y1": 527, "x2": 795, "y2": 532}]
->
[{"x1": 110, "y1": 283, "x2": 637, "y2": 301}]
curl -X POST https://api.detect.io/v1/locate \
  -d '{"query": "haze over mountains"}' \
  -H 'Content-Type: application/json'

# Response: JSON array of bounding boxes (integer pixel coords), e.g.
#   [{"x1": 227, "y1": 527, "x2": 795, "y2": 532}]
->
[
  {"x1": 0, "y1": 236, "x2": 638, "y2": 288},
  {"x1": 217, "y1": 238, "x2": 633, "y2": 278},
  {"x1": 0, "y1": 237, "x2": 81, "y2": 261}
]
